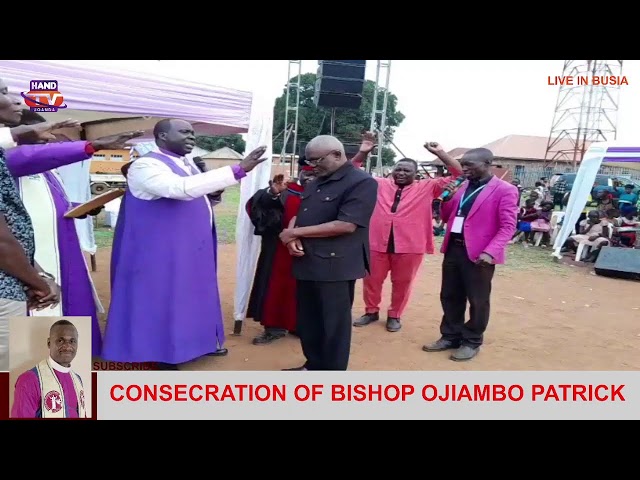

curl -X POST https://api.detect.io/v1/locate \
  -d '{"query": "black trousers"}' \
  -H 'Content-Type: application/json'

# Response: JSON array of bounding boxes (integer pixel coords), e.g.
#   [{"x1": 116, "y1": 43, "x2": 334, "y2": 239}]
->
[
  {"x1": 575, "y1": 212, "x2": 587, "y2": 236},
  {"x1": 296, "y1": 280, "x2": 356, "y2": 370},
  {"x1": 439, "y1": 243, "x2": 495, "y2": 348},
  {"x1": 553, "y1": 192, "x2": 565, "y2": 209}
]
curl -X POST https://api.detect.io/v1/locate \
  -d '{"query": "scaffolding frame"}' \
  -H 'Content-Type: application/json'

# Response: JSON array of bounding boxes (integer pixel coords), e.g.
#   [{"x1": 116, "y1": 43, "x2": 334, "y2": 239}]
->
[
  {"x1": 281, "y1": 60, "x2": 302, "y2": 175},
  {"x1": 281, "y1": 60, "x2": 392, "y2": 175},
  {"x1": 544, "y1": 60, "x2": 623, "y2": 169},
  {"x1": 366, "y1": 61, "x2": 392, "y2": 176}
]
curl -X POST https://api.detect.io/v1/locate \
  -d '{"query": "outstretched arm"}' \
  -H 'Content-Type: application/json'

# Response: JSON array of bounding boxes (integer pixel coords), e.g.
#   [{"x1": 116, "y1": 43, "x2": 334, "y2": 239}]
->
[
  {"x1": 5, "y1": 141, "x2": 92, "y2": 177},
  {"x1": 4, "y1": 130, "x2": 144, "y2": 178}
]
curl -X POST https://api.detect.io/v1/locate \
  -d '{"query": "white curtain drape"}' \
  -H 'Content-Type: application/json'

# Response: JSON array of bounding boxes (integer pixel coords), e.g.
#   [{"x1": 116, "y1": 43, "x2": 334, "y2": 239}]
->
[
  {"x1": 233, "y1": 95, "x2": 274, "y2": 324},
  {"x1": 552, "y1": 142, "x2": 640, "y2": 256}
]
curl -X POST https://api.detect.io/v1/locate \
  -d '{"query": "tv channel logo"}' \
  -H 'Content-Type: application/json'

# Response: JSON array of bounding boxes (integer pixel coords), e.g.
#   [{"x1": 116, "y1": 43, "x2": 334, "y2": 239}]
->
[{"x1": 21, "y1": 80, "x2": 68, "y2": 113}]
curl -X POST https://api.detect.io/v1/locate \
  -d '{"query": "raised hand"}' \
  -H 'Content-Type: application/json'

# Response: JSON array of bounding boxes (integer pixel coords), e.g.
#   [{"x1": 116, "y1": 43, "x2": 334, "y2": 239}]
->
[
  {"x1": 270, "y1": 173, "x2": 290, "y2": 194},
  {"x1": 239, "y1": 145, "x2": 268, "y2": 173},
  {"x1": 424, "y1": 142, "x2": 444, "y2": 154},
  {"x1": 360, "y1": 131, "x2": 377, "y2": 153},
  {"x1": 92, "y1": 130, "x2": 145, "y2": 151},
  {"x1": 11, "y1": 118, "x2": 82, "y2": 145}
]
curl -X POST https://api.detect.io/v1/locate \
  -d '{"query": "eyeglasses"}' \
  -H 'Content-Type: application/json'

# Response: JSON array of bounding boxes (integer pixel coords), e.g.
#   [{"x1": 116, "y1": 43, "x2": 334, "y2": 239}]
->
[{"x1": 304, "y1": 150, "x2": 339, "y2": 166}]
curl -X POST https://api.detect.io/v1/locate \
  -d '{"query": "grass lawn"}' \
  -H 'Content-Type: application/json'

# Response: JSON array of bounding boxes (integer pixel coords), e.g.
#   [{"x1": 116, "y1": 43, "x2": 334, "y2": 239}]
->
[
  {"x1": 93, "y1": 185, "x2": 242, "y2": 246},
  {"x1": 93, "y1": 185, "x2": 566, "y2": 274}
]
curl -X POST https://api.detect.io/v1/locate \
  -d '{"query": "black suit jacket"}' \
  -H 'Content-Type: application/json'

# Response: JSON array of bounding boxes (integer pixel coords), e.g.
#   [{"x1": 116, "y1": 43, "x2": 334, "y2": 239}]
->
[{"x1": 292, "y1": 162, "x2": 378, "y2": 282}]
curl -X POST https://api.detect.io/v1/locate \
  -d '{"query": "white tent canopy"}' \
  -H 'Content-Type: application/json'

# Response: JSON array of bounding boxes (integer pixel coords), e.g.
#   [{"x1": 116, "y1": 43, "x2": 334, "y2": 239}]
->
[
  {"x1": 0, "y1": 60, "x2": 253, "y2": 136},
  {"x1": 232, "y1": 94, "x2": 274, "y2": 333},
  {"x1": 552, "y1": 142, "x2": 640, "y2": 257}
]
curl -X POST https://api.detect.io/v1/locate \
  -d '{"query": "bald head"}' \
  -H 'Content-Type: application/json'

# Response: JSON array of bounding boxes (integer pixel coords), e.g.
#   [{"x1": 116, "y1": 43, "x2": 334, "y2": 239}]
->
[
  {"x1": 305, "y1": 135, "x2": 347, "y2": 177},
  {"x1": 306, "y1": 135, "x2": 345, "y2": 155}
]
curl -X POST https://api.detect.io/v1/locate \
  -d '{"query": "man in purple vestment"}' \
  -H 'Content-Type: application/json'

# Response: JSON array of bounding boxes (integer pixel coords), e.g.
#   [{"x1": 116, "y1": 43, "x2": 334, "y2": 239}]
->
[
  {"x1": 12, "y1": 319, "x2": 87, "y2": 418},
  {"x1": 103, "y1": 118, "x2": 268, "y2": 370},
  {"x1": 0, "y1": 110, "x2": 142, "y2": 357}
]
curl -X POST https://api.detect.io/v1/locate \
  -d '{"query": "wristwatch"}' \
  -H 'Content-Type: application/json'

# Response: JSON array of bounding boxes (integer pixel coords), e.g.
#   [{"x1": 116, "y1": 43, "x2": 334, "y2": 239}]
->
[{"x1": 38, "y1": 271, "x2": 55, "y2": 281}]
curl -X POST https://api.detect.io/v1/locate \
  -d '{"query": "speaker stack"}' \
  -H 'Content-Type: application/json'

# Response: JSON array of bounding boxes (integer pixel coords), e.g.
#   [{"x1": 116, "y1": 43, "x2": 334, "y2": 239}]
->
[{"x1": 313, "y1": 60, "x2": 366, "y2": 110}]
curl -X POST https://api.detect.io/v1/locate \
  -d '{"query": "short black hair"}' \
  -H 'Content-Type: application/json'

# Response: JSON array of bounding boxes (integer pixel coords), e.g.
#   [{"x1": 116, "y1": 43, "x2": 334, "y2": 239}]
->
[
  {"x1": 464, "y1": 148, "x2": 493, "y2": 164},
  {"x1": 624, "y1": 184, "x2": 634, "y2": 189},
  {"x1": 396, "y1": 158, "x2": 418, "y2": 169},
  {"x1": 153, "y1": 118, "x2": 177, "y2": 138},
  {"x1": 50, "y1": 319, "x2": 76, "y2": 334}
]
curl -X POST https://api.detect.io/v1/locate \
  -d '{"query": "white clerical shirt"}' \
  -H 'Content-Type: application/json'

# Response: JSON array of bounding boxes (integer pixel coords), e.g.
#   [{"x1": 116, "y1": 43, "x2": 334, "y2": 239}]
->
[{"x1": 126, "y1": 145, "x2": 244, "y2": 224}]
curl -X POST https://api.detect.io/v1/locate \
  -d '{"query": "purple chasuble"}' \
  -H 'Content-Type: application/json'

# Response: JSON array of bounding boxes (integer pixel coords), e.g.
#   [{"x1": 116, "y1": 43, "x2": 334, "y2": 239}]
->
[
  {"x1": 103, "y1": 152, "x2": 225, "y2": 364},
  {"x1": 4, "y1": 142, "x2": 102, "y2": 356},
  {"x1": 11, "y1": 367, "x2": 81, "y2": 418}
]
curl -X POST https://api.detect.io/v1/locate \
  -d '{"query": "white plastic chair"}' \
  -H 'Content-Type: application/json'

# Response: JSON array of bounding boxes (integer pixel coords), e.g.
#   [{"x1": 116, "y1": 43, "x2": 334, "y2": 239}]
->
[{"x1": 574, "y1": 223, "x2": 613, "y2": 262}]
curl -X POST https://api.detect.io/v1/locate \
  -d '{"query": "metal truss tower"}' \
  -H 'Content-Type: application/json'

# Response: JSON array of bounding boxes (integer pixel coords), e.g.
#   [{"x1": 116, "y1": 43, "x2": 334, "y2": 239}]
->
[
  {"x1": 280, "y1": 60, "x2": 302, "y2": 174},
  {"x1": 366, "y1": 61, "x2": 392, "y2": 175},
  {"x1": 544, "y1": 60, "x2": 623, "y2": 169}
]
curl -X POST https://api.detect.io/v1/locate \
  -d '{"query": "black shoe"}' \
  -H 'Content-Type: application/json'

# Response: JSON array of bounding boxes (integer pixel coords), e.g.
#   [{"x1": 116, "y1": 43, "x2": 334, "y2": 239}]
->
[
  {"x1": 386, "y1": 317, "x2": 401, "y2": 332},
  {"x1": 450, "y1": 345, "x2": 480, "y2": 362},
  {"x1": 206, "y1": 348, "x2": 229, "y2": 357},
  {"x1": 282, "y1": 366, "x2": 307, "y2": 371},
  {"x1": 252, "y1": 331, "x2": 285, "y2": 345},
  {"x1": 422, "y1": 339, "x2": 460, "y2": 352},
  {"x1": 353, "y1": 312, "x2": 379, "y2": 327}
]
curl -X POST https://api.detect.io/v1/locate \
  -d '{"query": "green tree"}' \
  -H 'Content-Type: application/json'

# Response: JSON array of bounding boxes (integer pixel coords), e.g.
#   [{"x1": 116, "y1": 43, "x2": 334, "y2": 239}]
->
[
  {"x1": 195, "y1": 134, "x2": 246, "y2": 154},
  {"x1": 273, "y1": 72, "x2": 405, "y2": 166}
]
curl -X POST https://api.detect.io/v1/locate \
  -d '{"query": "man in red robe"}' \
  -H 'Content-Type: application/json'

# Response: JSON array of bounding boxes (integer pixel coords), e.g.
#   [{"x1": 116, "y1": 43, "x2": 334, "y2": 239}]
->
[{"x1": 246, "y1": 139, "x2": 373, "y2": 345}]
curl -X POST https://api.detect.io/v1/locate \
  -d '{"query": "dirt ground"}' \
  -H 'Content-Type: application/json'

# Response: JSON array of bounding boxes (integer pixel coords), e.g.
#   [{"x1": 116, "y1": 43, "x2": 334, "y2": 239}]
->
[{"x1": 90, "y1": 245, "x2": 640, "y2": 371}]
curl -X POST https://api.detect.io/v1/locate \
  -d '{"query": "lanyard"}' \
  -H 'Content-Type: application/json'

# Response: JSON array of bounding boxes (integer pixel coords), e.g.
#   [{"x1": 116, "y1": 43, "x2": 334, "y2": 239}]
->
[{"x1": 458, "y1": 184, "x2": 487, "y2": 215}]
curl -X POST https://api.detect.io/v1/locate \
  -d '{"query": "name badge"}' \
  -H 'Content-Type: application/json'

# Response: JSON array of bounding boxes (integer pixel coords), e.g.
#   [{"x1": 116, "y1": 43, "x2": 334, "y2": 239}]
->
[{"x1": 450, "y1": 216, "x2": 464, "y2": 233}]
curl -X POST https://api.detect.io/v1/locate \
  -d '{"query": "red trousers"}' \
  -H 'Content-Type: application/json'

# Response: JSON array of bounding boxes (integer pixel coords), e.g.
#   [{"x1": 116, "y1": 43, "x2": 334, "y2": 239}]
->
[{"x1": 363, "y1": 251, "x2": 424, "y2": 318}]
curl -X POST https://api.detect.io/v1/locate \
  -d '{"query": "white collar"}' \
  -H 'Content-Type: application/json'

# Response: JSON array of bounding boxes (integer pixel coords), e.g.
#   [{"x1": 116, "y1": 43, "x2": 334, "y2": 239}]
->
[
  {"x1": 48, "y1": 356, "x2": 71, "y2": 373},
  {"x1": 153, "y1": 145, "x2": 187, "y2": 162}
]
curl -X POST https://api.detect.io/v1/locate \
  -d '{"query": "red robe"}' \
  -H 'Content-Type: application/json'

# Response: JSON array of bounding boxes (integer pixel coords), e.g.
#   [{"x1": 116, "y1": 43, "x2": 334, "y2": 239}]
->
[{"x1": 246, "y1": 182, "x2": 303, "y2": 332}]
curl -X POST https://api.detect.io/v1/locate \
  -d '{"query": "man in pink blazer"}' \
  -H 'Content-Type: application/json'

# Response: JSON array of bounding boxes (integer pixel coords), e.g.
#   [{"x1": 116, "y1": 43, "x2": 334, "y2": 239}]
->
[{"x1": 423, "y1": 147, "x2": 518, "y2": 361}]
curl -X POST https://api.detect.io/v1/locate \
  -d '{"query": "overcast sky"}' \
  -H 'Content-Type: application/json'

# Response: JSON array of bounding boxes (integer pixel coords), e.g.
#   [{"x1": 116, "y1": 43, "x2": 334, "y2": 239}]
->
[{"x1": 63, "y1": 60, "x2": 637, "y2": 161}]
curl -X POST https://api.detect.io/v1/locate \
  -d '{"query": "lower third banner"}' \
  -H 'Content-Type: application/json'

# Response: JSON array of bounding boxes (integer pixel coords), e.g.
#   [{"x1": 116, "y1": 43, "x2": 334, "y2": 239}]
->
[{"x1": 96, "y1": 371, "x2": 639, "y2": 420}]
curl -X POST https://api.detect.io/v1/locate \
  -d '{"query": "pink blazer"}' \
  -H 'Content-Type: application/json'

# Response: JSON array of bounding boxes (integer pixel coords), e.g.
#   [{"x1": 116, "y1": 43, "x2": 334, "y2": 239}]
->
[{"x1": 440, "y1": 176, "x2": 519, "y2": 264}]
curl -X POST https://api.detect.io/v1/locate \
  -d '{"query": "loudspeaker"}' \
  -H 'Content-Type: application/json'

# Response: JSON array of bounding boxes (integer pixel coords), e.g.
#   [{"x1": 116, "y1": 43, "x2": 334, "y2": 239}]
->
[
  {"x1": 343, "y1": 143, "x2": 360, "y2": 160},
  {"x1": 594, "y1": 246, "x2": 640, "y2": 281},
  {"x1": 314, "y1": 60, "x2": 366, "y2": 110}
]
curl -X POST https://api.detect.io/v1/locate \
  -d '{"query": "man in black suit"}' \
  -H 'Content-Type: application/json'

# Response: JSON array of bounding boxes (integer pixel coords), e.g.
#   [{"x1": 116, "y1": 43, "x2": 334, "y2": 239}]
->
[{"x1": 279, "y1": 135, "x2": 378, "y2": 371}]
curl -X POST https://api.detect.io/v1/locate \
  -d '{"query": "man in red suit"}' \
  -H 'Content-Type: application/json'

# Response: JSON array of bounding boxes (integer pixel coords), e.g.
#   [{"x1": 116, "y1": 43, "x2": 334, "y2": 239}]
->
[{"x1": 423, "y1": 148, "x2": 518, "y2": 361}]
